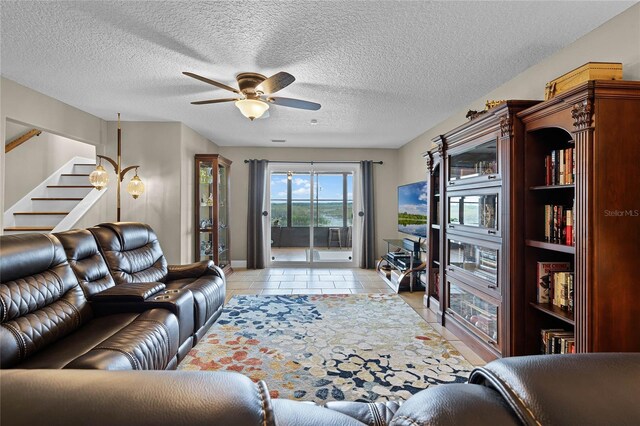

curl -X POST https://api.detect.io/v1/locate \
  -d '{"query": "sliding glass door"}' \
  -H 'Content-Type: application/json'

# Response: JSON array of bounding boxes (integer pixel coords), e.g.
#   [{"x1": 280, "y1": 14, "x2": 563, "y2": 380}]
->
[{"x1": 266, "y1": 164, "x2": 358, "y2": 267}]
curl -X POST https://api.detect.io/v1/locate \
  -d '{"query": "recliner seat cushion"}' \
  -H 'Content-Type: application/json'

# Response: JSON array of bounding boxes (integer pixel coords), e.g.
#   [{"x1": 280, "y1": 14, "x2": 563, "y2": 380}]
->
[{"x1": 18, "y1": 309, "x2": 179, "y2": 370}]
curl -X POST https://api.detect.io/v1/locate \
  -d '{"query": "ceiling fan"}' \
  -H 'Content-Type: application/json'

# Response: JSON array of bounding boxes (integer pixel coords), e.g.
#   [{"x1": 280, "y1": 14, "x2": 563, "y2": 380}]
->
[{"x1": 183, "y1": 71, "x2": 321, "y2": 121}]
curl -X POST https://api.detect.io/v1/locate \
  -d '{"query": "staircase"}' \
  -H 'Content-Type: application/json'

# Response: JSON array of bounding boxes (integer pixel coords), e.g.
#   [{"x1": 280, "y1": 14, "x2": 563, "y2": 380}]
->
[{"x1": 3, "y1": 158, "x2": 106, "y2": 234}]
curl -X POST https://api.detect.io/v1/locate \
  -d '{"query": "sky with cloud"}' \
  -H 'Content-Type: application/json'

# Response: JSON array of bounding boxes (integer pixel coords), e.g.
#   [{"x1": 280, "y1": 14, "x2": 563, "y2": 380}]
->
[
  {"x1": 398, "y1": 181, "x2": 428, "y2": 215},
  {"x1": 270, "y1": 173, "x2": 352, "y2": 200}
]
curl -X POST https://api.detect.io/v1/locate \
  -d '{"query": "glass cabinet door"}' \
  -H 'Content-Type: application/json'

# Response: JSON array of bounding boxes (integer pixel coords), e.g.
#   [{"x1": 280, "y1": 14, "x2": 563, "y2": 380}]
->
[
  {"x1": 447, "y1": 237, "x2": 500, "y2": 294},
  {"x1": 448, "y1": 139, "x2": 499, "y2": 184},
  {"x1": 198, "y1": 160, "x2": 215, "y2": 261},
  {"x1": 448, "y1": 191, "x2": 499, "y2": 235},
  {"x1": 447, "y1": 280, "x2": 499, "y2": 347},
  {"x1": 195, "y1": 154, "x2": 232, "y2": 272},
  {"x1": 217, "y1": 163, "x2": 229, "y2": 269}
]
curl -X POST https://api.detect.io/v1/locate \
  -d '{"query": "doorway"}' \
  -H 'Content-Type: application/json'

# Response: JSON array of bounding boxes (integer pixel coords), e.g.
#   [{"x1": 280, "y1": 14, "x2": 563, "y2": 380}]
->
[{"x1": 266, "y1": 163, "x2": 359, "y2": 267}]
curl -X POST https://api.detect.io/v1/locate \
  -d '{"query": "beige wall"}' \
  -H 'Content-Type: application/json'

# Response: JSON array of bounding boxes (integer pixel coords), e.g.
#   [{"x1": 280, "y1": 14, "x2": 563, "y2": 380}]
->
[
  {"x1": 1, "y1": 77, "x2": 106, "y2": 232},
  {"x1": 180, "y1": 124, "x2": 219, "y2": 263},
  {"x1": 104, "y1": 121, "x2": 182, "y2": 263},
  {"x1": 217, "y1": 146, "x2": 399, "y2": 262},
  {"x1": 4, "y1": 131, "x2": 96, "y2": 207},
  {"x1": 398, "y1": 4, "x2": 640, "y2": 188}
]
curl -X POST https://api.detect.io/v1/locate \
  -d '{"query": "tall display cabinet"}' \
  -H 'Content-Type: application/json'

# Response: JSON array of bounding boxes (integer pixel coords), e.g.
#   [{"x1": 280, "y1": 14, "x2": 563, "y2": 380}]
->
[
  {"x1": 423, "y1": 101, "x2": 539, "y2": 360},
  {"x1": 195, "y1": 154, "x2": 233, "y2": 274}
]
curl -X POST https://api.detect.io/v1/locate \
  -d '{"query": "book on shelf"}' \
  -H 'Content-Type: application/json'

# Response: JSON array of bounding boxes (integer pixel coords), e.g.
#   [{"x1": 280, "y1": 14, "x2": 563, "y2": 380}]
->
[
  {"x1": 543, "y1": 204, "x2": 574, "y2": 245},
  {"x1": 552, "y1": 271, "x2": 574, "y2": 312},
  {"x1": 537, "y1": 262, "x2": 571, "y2": 303},
  {"x1": 545, "y1": 147, "x2": 575, "y2": 185},
  {"x1": 541, "y1": 328, "x2": 575, "y2": 354}
]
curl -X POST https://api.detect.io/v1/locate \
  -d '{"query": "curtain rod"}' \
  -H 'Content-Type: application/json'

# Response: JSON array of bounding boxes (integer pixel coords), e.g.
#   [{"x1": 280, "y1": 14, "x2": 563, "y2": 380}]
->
[{"x1": 243, "y1": 160, "x2": 383, "y2": 165}]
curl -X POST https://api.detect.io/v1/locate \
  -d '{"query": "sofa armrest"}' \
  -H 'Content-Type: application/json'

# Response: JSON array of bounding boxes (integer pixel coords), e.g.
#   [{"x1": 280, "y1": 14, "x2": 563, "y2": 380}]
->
[
  {"x1": 91, "y1": 282, "x2": 166, "y2": 302},
  {"x1": 167, "y1": 260, "x2": 225, "y2": 282},
  {"x1": 469, "y1": 353, "x2": 640, "y2": 426},
  {"x1": 0, "y1": 370, "x2": 276, "y2": 426},
  {"x1": 388, "y1": 384, "x2": 519, "y2": 426}
]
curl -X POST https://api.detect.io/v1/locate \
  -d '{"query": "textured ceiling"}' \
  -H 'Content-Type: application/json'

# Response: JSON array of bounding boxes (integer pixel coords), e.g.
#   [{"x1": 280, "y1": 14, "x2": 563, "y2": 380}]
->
[{"x1": 0, "y1": 1, "x2": 633, "y2": 148}]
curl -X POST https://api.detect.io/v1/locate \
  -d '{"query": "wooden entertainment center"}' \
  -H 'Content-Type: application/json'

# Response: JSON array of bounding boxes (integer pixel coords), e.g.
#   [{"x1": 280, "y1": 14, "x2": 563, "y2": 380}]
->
[{"x1": 424, "y1": 80, "x2": 640, "y2": 360}]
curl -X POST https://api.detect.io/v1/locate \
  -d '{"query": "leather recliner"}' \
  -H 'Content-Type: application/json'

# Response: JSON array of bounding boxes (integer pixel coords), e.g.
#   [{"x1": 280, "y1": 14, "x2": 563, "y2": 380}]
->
[
  {"x1": 0, "y1": 233, "x2": 180, "y2": 370},
  {"x1": 89, "y1": 222, "x2": 226, "y2": 343},
  {"x1": 54, "y1": 229, "x2": 196, "y2": 361},
  {"x1": 2, "y1": 353, "x2": 639, "y2": 425}
]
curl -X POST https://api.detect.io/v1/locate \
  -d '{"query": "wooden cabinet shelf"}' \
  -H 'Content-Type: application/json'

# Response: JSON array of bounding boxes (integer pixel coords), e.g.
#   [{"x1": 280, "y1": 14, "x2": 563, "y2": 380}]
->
[
  {"x1": 525, "y1": 240, "x2": 575, "y2": 254},
  {"x1": 530, "y1": 302, "x2": 575, "y2": 325},
  {"x1": 529, "y1": 184, "x2": 575, "y2": 191}
]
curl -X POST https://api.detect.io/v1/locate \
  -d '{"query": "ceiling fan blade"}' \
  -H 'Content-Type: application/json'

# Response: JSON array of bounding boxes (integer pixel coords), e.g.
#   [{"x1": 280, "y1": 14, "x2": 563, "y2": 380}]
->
[
  {"x1": 267, "y1": 97, "x2": 321, "y2": 111},
  {"x1": 183, "y1": 72, "x2": 240, "y2": 94},
  {"x1": 191, "y1": 98, "x2": 238, "y2": 105},
  {"x1": 256, "y1": 72, "x2": 295, "y2": 95}
]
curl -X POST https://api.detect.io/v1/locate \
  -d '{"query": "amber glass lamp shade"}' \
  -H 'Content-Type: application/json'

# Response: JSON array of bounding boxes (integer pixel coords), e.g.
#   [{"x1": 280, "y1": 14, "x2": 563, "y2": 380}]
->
[
  {"x1": 127, "y1": 173, "x2": 145, "y2": 199},
  {"x1": 89, "y1": 165, "x2": 109, "y2": 190}
]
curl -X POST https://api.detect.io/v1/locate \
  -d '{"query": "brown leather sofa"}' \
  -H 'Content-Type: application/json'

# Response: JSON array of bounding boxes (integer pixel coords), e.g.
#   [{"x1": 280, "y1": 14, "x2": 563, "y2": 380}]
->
[
  {"x1": 2, "y1": 353, "x2": 639, "y2": 425},
  {"x1": 0, "y1": 233, "x2": 180, "y2": 370},
  {"x1": 1, "y1": 222, "x2": 227, "y2": 370},
  {"x1": 88, "y1": 222, "x2": 226, "y2": 343},
  {"x1": 54, "y1": 228, "x2": 196, "y2": 361}
]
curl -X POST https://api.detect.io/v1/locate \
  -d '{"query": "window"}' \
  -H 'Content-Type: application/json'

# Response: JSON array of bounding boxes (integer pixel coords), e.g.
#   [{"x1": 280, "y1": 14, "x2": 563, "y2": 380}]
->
[{"x1": 270, "y1": 172, "x2": 353, "y2": 227}]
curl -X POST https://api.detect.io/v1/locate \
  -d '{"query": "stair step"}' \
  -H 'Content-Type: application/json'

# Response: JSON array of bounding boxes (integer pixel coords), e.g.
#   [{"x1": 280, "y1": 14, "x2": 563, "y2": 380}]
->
[
  {"x1": 46, "y1": 185, "x2": 93, "y2": 188},
  {"x1": 31, "y1": 198, "x2": 83, "y2": 200},
  {"x1": 31, "y1": 197, "x2": 83, "y2": 211},
  {"x1": 44, "y1": 185, "x2": 93, "y2": 197},
  {"x1": 4, "y1": 226, "x2": 54, "y2": 232},
  {"x1": 74, "y1": 164, "x2": 96, "y2": 166},
  {"x1": 13, "y1": 211, "x2": 69, "y2": 227},
  {"x1": 60, "y1": 174, "x2": 90, "y2": 177},
  {"x1": 14, "y1": 212, "x2": 70, "y2": 215}
]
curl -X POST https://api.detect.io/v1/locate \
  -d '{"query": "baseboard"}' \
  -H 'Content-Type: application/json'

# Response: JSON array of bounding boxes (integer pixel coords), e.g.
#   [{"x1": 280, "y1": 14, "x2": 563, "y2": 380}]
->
[{"x1": 231, "y1": 260, "x2": 247, "y2": 269}]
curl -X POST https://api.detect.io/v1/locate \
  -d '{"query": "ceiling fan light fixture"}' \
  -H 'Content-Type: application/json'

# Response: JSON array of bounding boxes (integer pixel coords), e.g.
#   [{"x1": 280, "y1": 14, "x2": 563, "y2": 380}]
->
[{"x1": 235, "y1": 99, "x2": 269, "y2": 121}]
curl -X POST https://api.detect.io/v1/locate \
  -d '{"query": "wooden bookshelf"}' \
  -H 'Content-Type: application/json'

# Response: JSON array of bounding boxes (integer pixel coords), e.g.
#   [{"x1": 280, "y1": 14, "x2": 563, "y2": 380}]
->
[
  {"x1": 525, "y1": 240, "x2": 575, "y2": 254},
  {"x1": 529, "y1": 302, "x2": 575, "y2": 325},
  {"x1": 515, "y1": 80, "x2": 640, "y2": 355}
]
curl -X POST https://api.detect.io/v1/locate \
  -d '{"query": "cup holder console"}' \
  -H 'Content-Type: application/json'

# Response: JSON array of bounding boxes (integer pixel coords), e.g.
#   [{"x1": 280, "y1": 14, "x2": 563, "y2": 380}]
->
[{"x1": 154, "y1": 295, "x2": 171, "y2": 300}]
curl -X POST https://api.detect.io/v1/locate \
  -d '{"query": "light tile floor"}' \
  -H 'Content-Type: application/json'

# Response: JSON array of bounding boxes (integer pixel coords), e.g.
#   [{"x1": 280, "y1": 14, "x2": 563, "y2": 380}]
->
[{"x1": 226, "y1": 267, "x2": 486, "y2": 366}]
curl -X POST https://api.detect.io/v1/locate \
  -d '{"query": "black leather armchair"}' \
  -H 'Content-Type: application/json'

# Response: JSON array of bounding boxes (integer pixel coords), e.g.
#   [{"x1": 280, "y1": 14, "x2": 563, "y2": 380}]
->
[{"x1": 2, "y1": 353, "x2": 639, "y2": 425}]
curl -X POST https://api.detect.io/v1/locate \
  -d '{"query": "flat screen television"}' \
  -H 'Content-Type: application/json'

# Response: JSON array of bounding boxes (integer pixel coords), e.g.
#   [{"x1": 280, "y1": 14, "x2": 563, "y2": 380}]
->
[{"x1": 398, "y1": 181, "x2": 428, "y2": 238}]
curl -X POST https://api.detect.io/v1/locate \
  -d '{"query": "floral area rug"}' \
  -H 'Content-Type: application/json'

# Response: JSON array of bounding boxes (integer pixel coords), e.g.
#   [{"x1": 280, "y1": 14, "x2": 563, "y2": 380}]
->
[{"x1": 178, "y1": 294, "x2": 472, "y2": 403}]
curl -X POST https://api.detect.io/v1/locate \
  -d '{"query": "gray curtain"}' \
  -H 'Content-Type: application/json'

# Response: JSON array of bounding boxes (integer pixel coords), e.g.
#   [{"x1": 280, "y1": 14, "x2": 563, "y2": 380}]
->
[
  {"x1": 360, "y1": 160, "x2": 376, "y2": 269},
  {"x1": 247, "y1": 160, "x2": 268, "y2": 269}
]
